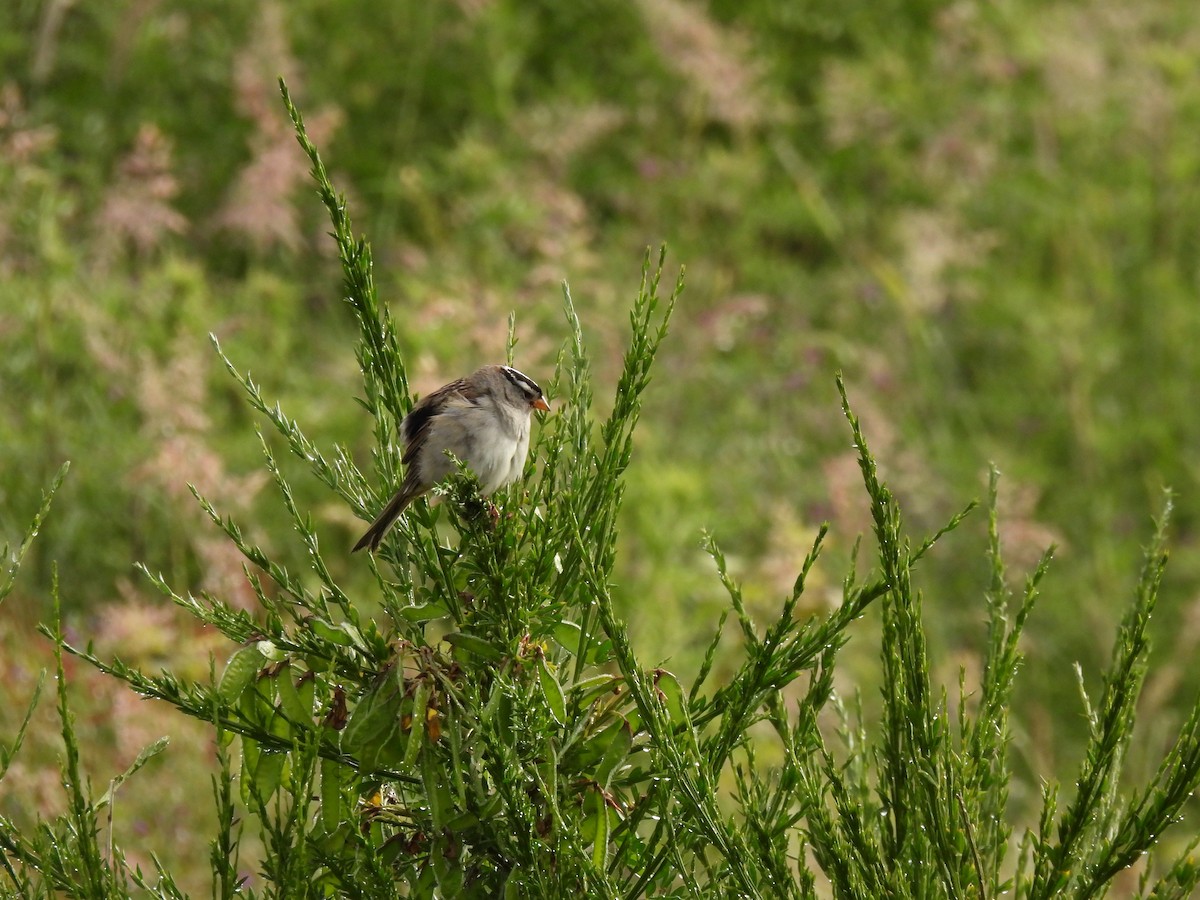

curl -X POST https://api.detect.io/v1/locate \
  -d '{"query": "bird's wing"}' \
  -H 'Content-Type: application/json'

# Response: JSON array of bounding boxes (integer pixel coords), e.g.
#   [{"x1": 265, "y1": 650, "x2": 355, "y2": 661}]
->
[{"x1": 399, "y1": 378, "x2": 483, "y2": 466}]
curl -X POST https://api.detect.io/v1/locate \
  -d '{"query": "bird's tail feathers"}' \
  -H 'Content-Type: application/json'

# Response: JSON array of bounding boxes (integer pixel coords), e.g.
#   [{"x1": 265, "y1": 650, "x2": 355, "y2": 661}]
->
[{"x1": 352, "y1": 489, "x2": 416, "y2": 553}]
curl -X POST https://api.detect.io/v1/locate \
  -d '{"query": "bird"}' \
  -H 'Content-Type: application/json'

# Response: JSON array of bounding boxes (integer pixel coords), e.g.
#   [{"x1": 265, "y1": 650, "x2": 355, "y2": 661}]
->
[{"x1": 353, "y1": 365, "x2": 550, "y2": 552}]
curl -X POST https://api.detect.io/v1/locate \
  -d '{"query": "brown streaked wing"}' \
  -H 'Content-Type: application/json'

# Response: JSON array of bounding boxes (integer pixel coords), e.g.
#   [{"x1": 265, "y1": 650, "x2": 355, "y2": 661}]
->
[{"x1": 399, "y1": 377, "x2": 480, "y2": 465}]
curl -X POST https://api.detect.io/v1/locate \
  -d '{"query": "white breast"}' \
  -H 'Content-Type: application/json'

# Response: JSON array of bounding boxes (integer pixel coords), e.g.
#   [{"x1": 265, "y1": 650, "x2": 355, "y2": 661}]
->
[{"x1": 423, "y1": 398, "x2": 530, "y2": 494}]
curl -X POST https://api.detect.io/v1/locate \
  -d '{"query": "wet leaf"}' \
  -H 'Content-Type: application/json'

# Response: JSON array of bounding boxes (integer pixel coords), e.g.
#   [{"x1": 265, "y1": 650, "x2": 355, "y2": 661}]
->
[
  {"x1": 654, "y1": 669, "x2": 688, "y2": 726},
  {"x1": 403, "y1": 679, "x2": 432, "y2": 767},
  {"x1": 219, "y1": 644, "x2": 266, "y2": 703},
  {"x1": 594, "y1": 720, "x2": 633, "y2": 789},
  {"x1": 320, "y1": 757, "x2": 346, "y2": 833},
  {"x1": 591, "y1": 788, "x2": 611, "y2": 870},
  {"x1": 538, "y1": 656, "x2": 567, "y2": 726},
  {"x1": 276, "y1": 663, "x2": 312, "y2": 723},
  {"x1": 444, "y1": 631, "x2": 504, "y2": 661}
]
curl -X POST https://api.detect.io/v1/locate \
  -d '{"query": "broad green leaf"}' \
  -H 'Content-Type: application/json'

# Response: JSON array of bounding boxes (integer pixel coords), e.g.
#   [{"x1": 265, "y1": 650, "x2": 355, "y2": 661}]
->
[
  {"x1": 551, "y1": 620, "x2": 583, "y2": 655},
  {"x1": 219, "y1": 644, "x2": 266, "y2": 703},
  {"x1": 572, "y1": 718, "x2": 629, "y2": 772},
  {"x1": 443, "y1": 631, "x2": 504, "y2": 661},
  {"x1": 238, "y1": 675, "x2": 274, "y2": 727},
  {"x1": 594, "y1": 721, "x2": 633, "y2": 789},
  {"x1": 412, "y1": 867, "x2": 437, "y2": 896},
  {"x1": 240, "y1": 738, "x2": 260, "y2": 805},
  {"x1": 432, "y1": 833, "x2": 464, "y2": 895},
  {"x1": 277, "y1": 664, "x2": 312, "y2": 723},
  {"x1": 592, "y1": 788, "x2": 611, "y2": 870},
  {"x1": 320, "y1": 757, "x2": 347, "y2": 834},
  {"x1": 297, "y1": 672, "x2": 316, "y2": 718},
  {"x1": 314, "y1": 820, "x2": 351, "y2": 855},
  {"x1": 579, "y1": 807, "x2": 599, "y2": 844},
  {"x1": 252, "y1": 750, "x2": 286, "y2": 801},
  {"x1": 339, "y1": 621, "x2": 371, "y2": 654},
  {"x1": 482, "y1": 682, "x2": 507, "y2": 723},
  {"x1": 588, "y1": 638, "x2": 614, "y2": 664},
  {"x1": 303, "y1": 652, "x2": 333, "y2": 674},
  {"x1": 343, "y1": 670, "x2": 404, "y2": 769},
  {"x1": 443, "y1": 809, "x2": 481, "y2": 831},
  {"x1": 654, "y1": 669, "x2": 688, "y2": 726},
  {"x1": 399, "y1": 601, "x2": 451, "y2": 623},
  {"x1": 308, "y1": 619, "x2": 353, "y2": 647},
  {"x1": 403, "y1": 679, "x2": 432, "y2": 767},
  {"x1": 504, "y1": 870, "x2": 522, "y2": 899},
  {"x1": 266, "y1": 704, "x2": 293, "y2": 741},
  {"x1": 421, "y1": 749, "x2": 450, "y2": 829},
  {"x1": 570, "y1": 674, "x2": 621, "y2": 706},
  {"x1": 256, "y1": 639, "x2": 286, "y2": 662}
]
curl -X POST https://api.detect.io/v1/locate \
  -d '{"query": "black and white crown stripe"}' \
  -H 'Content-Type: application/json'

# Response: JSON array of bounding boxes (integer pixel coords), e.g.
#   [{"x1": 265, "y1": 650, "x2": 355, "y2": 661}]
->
[{"x1": 500, "y1": 366, "x2": 544, "y2": 401}]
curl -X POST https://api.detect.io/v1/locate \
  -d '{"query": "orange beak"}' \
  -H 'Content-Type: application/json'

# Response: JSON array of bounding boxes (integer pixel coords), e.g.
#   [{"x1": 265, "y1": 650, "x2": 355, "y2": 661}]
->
[{"x1": 532, "y1": 397, "x2": 550, "y2": 412}]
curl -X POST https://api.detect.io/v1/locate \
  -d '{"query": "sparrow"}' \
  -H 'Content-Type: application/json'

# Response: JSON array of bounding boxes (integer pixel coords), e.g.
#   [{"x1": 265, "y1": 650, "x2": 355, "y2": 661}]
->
[{"x1": 353, "y1": 365, "x2": 549, "y2": 552}]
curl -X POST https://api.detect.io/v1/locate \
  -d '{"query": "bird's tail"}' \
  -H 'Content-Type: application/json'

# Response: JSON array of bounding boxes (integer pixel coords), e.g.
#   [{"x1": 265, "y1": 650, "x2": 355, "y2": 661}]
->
[{"x1": 352, "y1": 489, "x2": 416, "y2": 553}]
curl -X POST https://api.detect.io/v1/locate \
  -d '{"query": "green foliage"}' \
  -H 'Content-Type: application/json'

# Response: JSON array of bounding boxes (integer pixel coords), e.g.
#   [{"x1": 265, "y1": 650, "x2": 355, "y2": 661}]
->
[
  {"x1": 4, "y1": 101, "x2": 1200, "y2": 897},
  {"x1": 6, "y1": 4, "x2": 1200, "y2": 739}
]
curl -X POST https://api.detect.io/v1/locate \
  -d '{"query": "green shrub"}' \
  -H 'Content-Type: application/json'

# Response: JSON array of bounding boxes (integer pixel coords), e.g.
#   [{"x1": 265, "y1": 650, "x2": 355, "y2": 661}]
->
[{"x1": 3, "y1": 88, "x2": 1200, "y2": 899}]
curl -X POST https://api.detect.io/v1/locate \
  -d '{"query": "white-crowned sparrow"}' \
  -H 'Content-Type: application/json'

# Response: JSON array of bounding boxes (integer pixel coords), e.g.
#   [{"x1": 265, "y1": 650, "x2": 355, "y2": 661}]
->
[{"x1": 353, "y1": 365, "x2": 550, "y2": 552}]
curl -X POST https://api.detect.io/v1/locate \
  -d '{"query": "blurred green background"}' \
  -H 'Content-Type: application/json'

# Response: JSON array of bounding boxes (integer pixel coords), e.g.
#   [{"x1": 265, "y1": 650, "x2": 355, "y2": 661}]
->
[{"x1": 2, "y1": 0, "x2": 1200, "y2": 890}]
